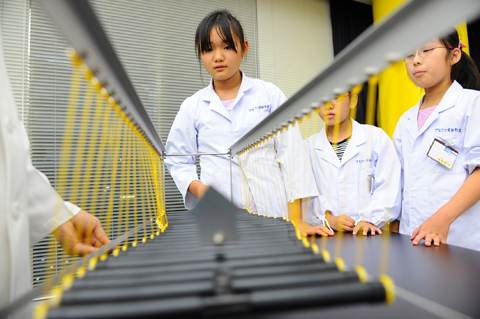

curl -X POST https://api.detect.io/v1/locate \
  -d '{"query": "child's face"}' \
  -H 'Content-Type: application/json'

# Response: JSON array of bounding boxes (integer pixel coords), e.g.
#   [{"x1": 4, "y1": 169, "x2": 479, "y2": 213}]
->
[
  {"x1": 405, "y1": 39, "x2": 459, "y2": 89},
  {"x1": 200, "y1": 27, "x2": 248, "y2": 83},
  {"x1": 319, "y1": 94, "x2": 354, "y2": 127}
]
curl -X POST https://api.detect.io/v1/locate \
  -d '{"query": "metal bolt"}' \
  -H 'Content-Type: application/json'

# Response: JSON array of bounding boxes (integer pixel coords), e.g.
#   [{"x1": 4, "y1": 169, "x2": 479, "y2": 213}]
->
[{"x1": 213, "y1": 231, "x2": 225, "y2": 245}]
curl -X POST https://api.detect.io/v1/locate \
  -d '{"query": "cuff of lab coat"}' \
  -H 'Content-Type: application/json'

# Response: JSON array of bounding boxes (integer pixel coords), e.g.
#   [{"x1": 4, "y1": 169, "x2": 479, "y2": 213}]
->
[
  {"x1": 185, "y1": 191, "x2": 198, "y2": 210},
  {"x1": 323, "y1": 218, "x2": 333, "y2": 232},
  {"x1": 464, "y1": 148, "x2": 480, "y2": 175},
  {"x1": 64, "y1": 201, "x2": 81, "y2": 216},
  {"x1": 182, "y1": 179, "x2": 200, "y2": 210}
]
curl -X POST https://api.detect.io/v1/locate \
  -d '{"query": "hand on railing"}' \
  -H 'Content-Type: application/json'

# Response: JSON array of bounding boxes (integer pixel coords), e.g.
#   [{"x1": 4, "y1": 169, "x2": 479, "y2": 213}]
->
[{"x1": 53, "y1": 210, "x2": 111, "y2": 256}]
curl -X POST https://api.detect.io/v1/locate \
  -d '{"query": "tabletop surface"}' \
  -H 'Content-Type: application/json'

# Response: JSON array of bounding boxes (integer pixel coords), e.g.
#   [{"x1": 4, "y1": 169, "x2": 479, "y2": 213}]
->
[{"x1": 245, "y1": 231, "x2": 480, "y2": 319}]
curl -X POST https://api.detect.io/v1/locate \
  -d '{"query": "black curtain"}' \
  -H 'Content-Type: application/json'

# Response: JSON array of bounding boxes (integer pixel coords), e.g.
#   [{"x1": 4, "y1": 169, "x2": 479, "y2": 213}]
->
[
  {"x1": 330, "y1": 0, "x2": 373, "y2": 125},
  {"x1": 467, "y1": 16, "x2": 480, "y2": 73}
]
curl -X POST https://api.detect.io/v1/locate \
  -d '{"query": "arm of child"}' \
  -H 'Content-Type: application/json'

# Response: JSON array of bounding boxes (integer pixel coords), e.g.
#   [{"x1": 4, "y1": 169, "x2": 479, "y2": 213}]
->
[
  {"x1": 289, "y1": 200, "x2": 334, "y2": 237},
  {"x1": 412, "y1": 167, "x2": 480, "y2": 246},
  {"x1": 325, "y1": 211, "x2": 355, "y2": 232},
  {"x1": 165, "y1": 98, "x2": 201, "y2": 210},
  {"x1": 188, "y1": 180, "x2": 209, "y2": 200},
  {"x1": 392, "y1": 122, "x2": 405, "y2": 230},
  {"x1": 352, "y1": 221, "x2": 382, "y2": 236},
  {"x1": 389, "y1": 220, "x2": 400, "y2": 233},
  {"x1": 357, "y1": 128, "x2": 402, "y2": 231},
  {"x1": 53, "y1": 209, "x2": 111, "y2": 256},
  {"x1": 276, "y1": 125, "x2": 319, "y2": 202}
]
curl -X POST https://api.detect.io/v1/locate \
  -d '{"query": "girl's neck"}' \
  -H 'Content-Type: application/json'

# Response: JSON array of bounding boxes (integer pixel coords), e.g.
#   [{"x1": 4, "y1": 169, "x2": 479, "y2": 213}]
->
[
  {"x1": 213, "y1": 70, "x2": 242, "y2": 101},
  {"x1": 422, "y1": 78, "x2": 452, "y2": 109},
  {"x1": 326, "y1": 118, "x2": 352, "y2": 143}
]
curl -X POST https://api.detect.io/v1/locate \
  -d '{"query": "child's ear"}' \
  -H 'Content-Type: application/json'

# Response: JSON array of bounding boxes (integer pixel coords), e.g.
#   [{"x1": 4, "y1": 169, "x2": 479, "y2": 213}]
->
[
  {"x1": 242, "y1": 40, "x2": 249, "y2": 57},
  {"x1": 451, "y1": 48, "x2": 461, "y2": 66},
  {"x1": 349, "y1": 94, "x2": 358, "y2": 109}
]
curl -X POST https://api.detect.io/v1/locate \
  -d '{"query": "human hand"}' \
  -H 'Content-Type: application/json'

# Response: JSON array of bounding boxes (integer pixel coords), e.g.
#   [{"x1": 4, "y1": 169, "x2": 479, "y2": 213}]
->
[
  {"x1": 53, "y1": 210, "x2": 111, "y2": 256},
  {"x1": 353, "y1": 221, "x2": 382, "y2": 236},
  {"x1": 389, "y1": 220, "x2": 400, "y2": 233},
  {"x1": 411, "y1": 210, "x2": 451, "y2": 247},
  {"x1": 298, "y1": 222, "x2": 334, "y2": 237},
  {"x1": 188, "y1": 180, "x2": 209, "y2": 200},
  {"x1": 326, "y1": 213, "x2": 355, "y2": 232}
]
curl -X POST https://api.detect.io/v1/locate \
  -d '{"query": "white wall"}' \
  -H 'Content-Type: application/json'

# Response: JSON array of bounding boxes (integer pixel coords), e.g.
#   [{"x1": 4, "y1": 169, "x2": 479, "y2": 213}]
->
[{"x1": 256, "y1": 0, "x2": 334, "y2": 98}]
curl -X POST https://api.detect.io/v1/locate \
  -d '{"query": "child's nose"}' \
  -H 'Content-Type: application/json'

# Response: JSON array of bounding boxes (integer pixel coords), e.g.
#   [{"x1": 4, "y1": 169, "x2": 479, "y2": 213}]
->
[
  {"x1": 412, "y1": 53, "x2": 422, "y2": 65},
  {"x1": 214, "y1": 50, "x2": 224, "y2": 62}
]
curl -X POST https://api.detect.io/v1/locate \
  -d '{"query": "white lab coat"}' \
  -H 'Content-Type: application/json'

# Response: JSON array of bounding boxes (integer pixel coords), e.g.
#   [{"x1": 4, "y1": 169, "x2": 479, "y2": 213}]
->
[
  {"x1": 0, "y1": 33, "x2": 76, "y2": 318},
  {"x1": 304, "y1": 119, "x2": 401, "y2": 227},
  {"x1": 165, "y1": 72, "x2": 318, "y2": 217},
  {"x1": 393, "y1": 81, "x2": 480, "y2": 251}
]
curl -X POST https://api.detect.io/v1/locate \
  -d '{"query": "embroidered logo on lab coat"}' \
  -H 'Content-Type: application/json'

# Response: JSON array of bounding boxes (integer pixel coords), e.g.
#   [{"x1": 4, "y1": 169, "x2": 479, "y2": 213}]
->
[
  {"x1": 434, "y1": 128, "x2": 462, "y2": 133},
  {"x1": 355, "y1": 159, "x2": 372, "y2": 164},
  {"x1": 248, "y1": 105, "x2": 271, "y2": 112}
]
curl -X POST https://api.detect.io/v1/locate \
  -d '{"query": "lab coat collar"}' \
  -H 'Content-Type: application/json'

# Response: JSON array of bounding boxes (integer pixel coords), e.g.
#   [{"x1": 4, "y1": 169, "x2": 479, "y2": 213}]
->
[
  {"x1": 314, "y1": 119, "x2": 365, "y2": 168},
  {"x1": 341, "y1": 120, "x2": 365, "y2": 165},
  {"x1": 407, "y1": 81, "x2": 462, "y2": 139},
  {"x1": 202, "y1": 71, "x2": 254, "y2": 120}
]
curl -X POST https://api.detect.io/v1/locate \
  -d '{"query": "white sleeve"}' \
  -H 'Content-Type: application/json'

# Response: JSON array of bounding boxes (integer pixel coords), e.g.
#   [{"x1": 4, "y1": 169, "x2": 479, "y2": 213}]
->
[
  {"x1": 268, "y1": 83, "x2": 319, "y2": 203},
  {"x1": 21, "y1": 121, "x2": 74, "y2": 245},
  {"x1": 463, "y1": 93, "x2": 480, "y2": 175},
  {"x1": 358, "y1": 129, "x2": 402, "y2": 228},
  {"x1": 392, "y1": 119, "x2": 405, "y2": 222},
  {"x1": 34, "y1": 164, "x2": 81, "y2": 216},
  {"x1": 64, "y1": 202, "x2": 81, "y2": 216},
  {"x1": 303, "y1": 138, "x2": 331, "y2": 220},
  {"x1": 165, "y1": 98, "x2": 199, "y2": 210},
  {"x1": 276, "y1": 125, "x2": 319, "y2": 202}
]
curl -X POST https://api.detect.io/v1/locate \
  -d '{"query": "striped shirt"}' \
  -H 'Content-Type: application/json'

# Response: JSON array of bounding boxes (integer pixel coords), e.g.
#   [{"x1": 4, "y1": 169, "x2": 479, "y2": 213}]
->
[{"x1": 330, "y1": 137, "x2": 350, "y2": 162}]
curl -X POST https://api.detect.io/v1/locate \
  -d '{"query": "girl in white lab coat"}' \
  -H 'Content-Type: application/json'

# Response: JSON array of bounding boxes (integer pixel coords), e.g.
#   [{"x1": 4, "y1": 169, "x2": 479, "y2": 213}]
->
[
  {"x1": 305, "y1": 93, "x2": 402, "y2": 236},
  {"x1": 165, "y1": 10, "x2": 332, "y2": 236},
  {"x1": 393, "y1": 30, "x2": 480, "y2": 250}
]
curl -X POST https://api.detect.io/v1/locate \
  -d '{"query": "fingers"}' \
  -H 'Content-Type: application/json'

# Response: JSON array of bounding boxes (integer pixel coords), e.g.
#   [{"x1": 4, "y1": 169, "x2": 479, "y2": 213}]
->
[
  {"x1": 353, "y1": 223, "x2": 383, "y2": 236},
  {"x1": 424, "y1": 234, "x2": 433, "y2": 247},
  {"x1": 92, "y1": 220, "x2": 111, "y2": 246},
  {"x1": 316, "y1": 227, "x2": 334, "y2": 236},
  {"x1": 341, "y1": 218, "x2": 355, "y2": 228},
  {"x1": 93, "y1": 239, "x2": 103, "y2": 248},
  {"x1": 433, "y1": 235, "x2": 440, "y2": 247},
  {"x1": 412, "y1": 231, "x2": 424, "y2": 245},
  {"x1": 352, "y1": 224, "x2": 361, "y2": 235},
  {"x1": 338, "y1": 216, "x2": 354, "y2": 232},
  {"x1": 345, "y1": 216, "x2": 355, "y2": 224},
  {"x1": 411, "y1": 227, "x2": 420, "y2": 240},
  {"x1": 366, "y1": 225, "x2": 382, "y2": 236},
  {"x1": 365, "y1": 227, "x2": 374, "y2": 236},
  {"x1": 72, "y1": 242, "x2": 98, "y2": 257}
]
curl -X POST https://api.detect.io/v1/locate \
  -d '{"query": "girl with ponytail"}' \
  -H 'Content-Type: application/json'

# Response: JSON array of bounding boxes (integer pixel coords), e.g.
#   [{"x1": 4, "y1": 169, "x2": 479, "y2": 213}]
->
[{"x1": 392, "y1": 29, "x2": 480, "y2": 251}]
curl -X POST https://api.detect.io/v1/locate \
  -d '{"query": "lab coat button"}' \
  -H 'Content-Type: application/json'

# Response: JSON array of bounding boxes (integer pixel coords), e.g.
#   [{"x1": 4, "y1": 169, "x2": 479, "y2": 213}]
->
[
  {"x1": 3, "y1": 117, "x2": 14, "y2": 134},
  {"x1": 12, "y1": 202, "x2": 20, "y2": 220}
]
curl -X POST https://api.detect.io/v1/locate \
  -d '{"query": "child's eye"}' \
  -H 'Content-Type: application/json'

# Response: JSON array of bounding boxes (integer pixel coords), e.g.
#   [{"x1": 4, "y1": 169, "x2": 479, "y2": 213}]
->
[
  {"x1": 422, "y1": 48, "x2": 433, "y2": 54},
  {"x1": 203, "y1": 48, "x2": 212, "y2": 53},
  {"x1": 224, "y1": 46, "x2": 232, "y2": 50},
  {"x1": 405, "y1": 53, "x2": 414, "y2": 60}
]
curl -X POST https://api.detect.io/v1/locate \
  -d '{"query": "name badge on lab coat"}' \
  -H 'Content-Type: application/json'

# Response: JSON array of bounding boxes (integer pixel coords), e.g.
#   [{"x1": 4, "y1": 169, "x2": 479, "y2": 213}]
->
[{"x1": 426, "y1": 138, "x2": 458, "y2": 169}]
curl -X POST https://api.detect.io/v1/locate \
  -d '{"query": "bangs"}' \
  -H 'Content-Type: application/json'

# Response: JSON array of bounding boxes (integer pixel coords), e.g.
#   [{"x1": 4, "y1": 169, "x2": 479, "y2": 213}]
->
[{"x1": 195, "y1": 10, "x2": 245, "y2": 57}]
